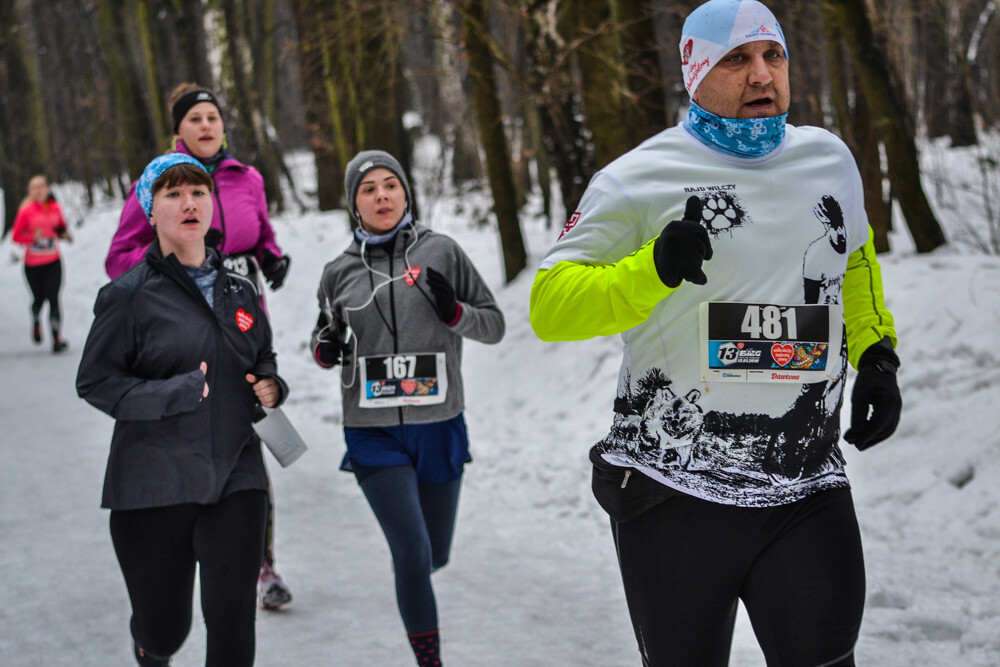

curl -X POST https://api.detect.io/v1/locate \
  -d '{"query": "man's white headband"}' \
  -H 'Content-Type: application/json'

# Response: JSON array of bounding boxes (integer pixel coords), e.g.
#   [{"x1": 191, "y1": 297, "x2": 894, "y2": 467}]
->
[{"x1": 680, "y1": 0, "x2": 787, "y2": 98}]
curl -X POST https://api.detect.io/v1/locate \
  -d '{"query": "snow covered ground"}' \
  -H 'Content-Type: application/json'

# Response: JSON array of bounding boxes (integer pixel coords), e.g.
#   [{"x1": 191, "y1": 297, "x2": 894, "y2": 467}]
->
[{"x1": 1, "y1": 144, "x2": 999, "y2": 665}]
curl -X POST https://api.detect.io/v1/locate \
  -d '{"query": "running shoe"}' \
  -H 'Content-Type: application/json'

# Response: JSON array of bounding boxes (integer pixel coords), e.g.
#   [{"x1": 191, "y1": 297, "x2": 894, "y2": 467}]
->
[{"x1": 258, "y1": 563, "x2": 293, "y2": 610}]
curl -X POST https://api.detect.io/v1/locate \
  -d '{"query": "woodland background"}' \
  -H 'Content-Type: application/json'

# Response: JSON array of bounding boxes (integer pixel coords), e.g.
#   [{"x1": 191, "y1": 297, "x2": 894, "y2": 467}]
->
[{"x1": 3, "y1": 0, "x2": 1000, "y2": 283}]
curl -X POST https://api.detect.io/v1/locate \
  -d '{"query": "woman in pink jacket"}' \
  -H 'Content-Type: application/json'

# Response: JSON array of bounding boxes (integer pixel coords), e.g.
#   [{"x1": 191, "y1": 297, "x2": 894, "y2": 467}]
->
[
  {"x1": 105, "y1": 83, "x2": 294, "y2": 611},
  {"x1": 12, "y1": 175, "x2": 72, "y2": 353},
  {"x1": 105, "y1": 83, "x2": 290, "y2": 294}
]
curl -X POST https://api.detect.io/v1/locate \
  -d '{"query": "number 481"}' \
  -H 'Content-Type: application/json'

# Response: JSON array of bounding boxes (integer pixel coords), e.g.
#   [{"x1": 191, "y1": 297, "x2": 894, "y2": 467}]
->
[{"x1": 741, "y1": 305, "x2": 797, "y2": 340}]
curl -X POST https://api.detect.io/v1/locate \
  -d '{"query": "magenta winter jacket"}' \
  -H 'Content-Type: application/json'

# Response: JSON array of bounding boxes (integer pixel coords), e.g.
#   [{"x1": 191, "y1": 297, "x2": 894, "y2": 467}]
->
[{"x1": 105, "y1": 141, "x2": 284, "y2": 279}]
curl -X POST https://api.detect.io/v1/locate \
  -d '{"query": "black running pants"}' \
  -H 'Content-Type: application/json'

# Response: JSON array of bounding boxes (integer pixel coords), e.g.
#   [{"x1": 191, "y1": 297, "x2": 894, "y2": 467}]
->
[
  {"x1": 24, "y1": 259, "x2": 62, "y2": 333},
  {"x1": 109, "y1": 490, "x2": 267, "y2": 667},
  {"x1": 612, "y1": 487, "x2": 865, "y2": 667}
]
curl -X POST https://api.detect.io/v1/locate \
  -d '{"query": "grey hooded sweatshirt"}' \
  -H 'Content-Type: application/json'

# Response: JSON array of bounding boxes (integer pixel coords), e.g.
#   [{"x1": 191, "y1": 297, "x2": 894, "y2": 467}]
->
[{"x1": 312, "y1": 221, "x2": 505, "y2": 427}]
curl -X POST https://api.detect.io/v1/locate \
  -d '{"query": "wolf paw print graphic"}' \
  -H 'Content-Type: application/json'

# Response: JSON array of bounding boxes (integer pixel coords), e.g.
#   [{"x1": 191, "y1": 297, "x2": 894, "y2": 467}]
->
[{"x1": 697, "y1": 193, "x2": 749, "y2": 236}]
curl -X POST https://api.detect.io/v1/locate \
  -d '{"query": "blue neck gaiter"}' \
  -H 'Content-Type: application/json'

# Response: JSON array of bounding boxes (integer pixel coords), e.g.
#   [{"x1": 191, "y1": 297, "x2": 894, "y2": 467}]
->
[
  {"x1": 684, "y1": 101, "x2": 787, "y2": 158},
  {"x1": 354, "y1": 212, "x2": 413, "y2": 247}
]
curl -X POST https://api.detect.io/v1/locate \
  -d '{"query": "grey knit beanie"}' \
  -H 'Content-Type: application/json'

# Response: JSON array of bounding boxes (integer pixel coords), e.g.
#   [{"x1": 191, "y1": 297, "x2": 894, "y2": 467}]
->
[{"x1": 344, "y1": 150, "x2": 411, "y2": 222}]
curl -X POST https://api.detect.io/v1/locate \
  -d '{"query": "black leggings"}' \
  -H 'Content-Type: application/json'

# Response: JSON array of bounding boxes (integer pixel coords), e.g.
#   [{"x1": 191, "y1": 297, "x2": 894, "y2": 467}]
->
[
  {"x1": 612, "y1": 487, "x2": 865, "y2": 667},
  {"x1": 357, "y1": 465, "x2": 462, "y2": 634},
  {"x1": 109, "y1": 490, "x2": 267, "y2": 667},
  {"x1": 24, "y1": 260, "x2": 62, "y2": 333}
]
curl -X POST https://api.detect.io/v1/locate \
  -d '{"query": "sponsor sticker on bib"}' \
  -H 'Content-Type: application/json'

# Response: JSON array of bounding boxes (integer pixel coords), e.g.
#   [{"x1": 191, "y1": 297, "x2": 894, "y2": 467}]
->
[
  {"x1": 699, "y1": 302, "x2": 842, "y2": 384},
  {"x1": 358, "y1": 352, "x2": 448, "y2": 408}
]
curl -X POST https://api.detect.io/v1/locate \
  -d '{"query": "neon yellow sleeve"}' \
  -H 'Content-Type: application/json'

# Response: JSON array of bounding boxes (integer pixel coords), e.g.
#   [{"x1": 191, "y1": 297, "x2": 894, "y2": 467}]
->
[
  {"x1": 843, "y1": 230, "x2": 898, "y2": 369},
  {"x1": 529, "y1": 239, "x2": 676, "y2": 341}
]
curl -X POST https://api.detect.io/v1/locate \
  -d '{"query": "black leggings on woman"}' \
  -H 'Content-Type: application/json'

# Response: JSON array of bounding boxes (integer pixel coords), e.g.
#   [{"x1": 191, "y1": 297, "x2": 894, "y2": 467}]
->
[
  {"x1": 109, "y1": 490, "x2": 267, "y2": 667},
  {"x1": 612, "y1": 487, "x2": 865, "y2": 667},
  {"x1": 24, "y1": 259, "x2": 62, "y2": 334},
  {"x1": 356, "y1": 465, "x2": 462, "y2": 634}
]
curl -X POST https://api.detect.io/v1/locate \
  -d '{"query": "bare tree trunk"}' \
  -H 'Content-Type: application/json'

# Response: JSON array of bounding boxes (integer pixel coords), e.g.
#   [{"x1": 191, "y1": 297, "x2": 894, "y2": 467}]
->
[
  {"x1": 0, "y1": 0, "x2": 47, "y2": 236},
  {"x1": 461, "y1": 0, "x2": 526, "y2": 282},
  {"x1": 430, "y1": 1, "x2": 483, "y2": 184},
  {"x1": 291, "y1": 0, "x2": 342, "y2": 210},
  {"x1": 824, "y1": 0, "x2": 947, "y2": 253},
  {"x1": 95, "y1": 0, "x2": 160, "y2": 183},
  {"x1": 522, "y1": 0, "x2": 592, "y2": 216},
  {"x1": 219, "y1": 0, "x2": 286, "y2": 212},
  {"x1": 823, "y1": 5, "x2": 891, "y2": 252},
  {"x1": 617, "y1": 0, "x2": 669, "y2": 141},
  {"x1": 525, "y1": 100, "x2": 553, "y2": 226},
  {"x1": 136, "y1": 0, "x2": 169, "y2": 150},
  {"x1": 574, "y1": 0, "x2": 637, "y2": 168}
]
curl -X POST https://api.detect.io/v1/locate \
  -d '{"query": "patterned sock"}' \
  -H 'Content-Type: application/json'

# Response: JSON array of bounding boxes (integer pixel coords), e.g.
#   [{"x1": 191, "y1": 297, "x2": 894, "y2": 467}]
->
[{"x1": 407, "y1": 629, "x2": 442, "y2": 666}]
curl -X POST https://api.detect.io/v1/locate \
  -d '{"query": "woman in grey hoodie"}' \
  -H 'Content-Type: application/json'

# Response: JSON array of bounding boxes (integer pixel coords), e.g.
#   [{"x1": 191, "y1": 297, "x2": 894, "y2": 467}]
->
[{"x1": 311, "y1": 150, "x2": 505, "y2": 666}]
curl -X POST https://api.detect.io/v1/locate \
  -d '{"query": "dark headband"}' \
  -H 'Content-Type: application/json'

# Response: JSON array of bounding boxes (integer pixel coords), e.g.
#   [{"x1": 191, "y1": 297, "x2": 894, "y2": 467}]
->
[{"x1": 171, "y1": 89, "x2": 222, "y2": 133}]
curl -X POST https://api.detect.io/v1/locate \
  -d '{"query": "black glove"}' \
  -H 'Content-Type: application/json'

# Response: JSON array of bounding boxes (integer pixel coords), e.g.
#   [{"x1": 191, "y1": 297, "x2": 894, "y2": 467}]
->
[
  {"x1": 204, "y1": 227, "x2": 223, "y2": 250},
  {"x1": 844, "y1": 339, "x2": 901, "y2": 450},
  {"x1": 315, "y1": 339, "x2": 345, "y2": 366},
  {"x1": 425, "y1": 266, "x2": 458, "y2": 322},
  {"x1": 262, "y1": 250, "x2": 291, "y2": 290},
  {"x1": 653, "y1": 196, "x2": 713, "y2": 288}
]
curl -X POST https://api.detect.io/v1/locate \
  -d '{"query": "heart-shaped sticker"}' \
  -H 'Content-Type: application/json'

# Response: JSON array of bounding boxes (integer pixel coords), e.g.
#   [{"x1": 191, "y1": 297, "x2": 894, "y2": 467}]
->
[
  {"x1": 404, "y1": 267, "x2": 421, "y2": 286},
  {"x1": 235, "y1": 308, "x2": 254, "y2": 332},
  {"x1": 771, "y1": 343, "x2": 794, "y2": 366}
]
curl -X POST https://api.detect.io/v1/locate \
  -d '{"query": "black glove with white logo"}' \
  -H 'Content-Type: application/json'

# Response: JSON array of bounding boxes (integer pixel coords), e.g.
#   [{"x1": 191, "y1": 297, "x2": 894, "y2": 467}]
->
[
  {"x1": 653, "y1": 196, "x2": 713, "y2": 288},
  {"x1": 262, "y1": 250, "x2": 291, "y2": 290},
  {"x1": 844, "y1": 339, "x2": 901, "y2": 450},
  {"x1": 426, "y1": 267, "x2": 459, "y2": 322}
]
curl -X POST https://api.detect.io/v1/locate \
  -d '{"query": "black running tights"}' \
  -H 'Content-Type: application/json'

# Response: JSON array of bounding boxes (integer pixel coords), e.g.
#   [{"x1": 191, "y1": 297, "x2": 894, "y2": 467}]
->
[
  {"x1": 109, "y1": 490, "x2": 267, "y2": 667},
  {"x1": 612, "y1": 487, "x2": 865, "y2": 667},
  {"x1": 24, "y1": 260, "x2": 62, "y2": 333}
]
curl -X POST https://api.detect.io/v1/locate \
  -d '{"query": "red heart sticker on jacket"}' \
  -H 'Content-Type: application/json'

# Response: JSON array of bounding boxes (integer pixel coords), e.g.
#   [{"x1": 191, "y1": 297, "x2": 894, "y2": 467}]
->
[
  {"x1": 404, "y1": 267, "x2": 421, "y2": 286},
  {"x1": 236, "y1": 308, "x2": 254, "y2": 332},
  {"x1": 771, "y1": 343, "x2": 793, "y2": 366}
]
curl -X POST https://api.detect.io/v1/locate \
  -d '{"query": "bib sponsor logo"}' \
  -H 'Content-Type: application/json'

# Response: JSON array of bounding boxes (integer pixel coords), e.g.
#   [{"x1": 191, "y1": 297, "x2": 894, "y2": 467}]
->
[
  {"x1": 401, "y1": 379, "x2": 416, "y2": 395},
  {"x1": 559, "y1": 211, "x2": 581, "y2": 240},
  {"x1": 770, "y1": 343, "x2": 794, "y2": 366},
  {"x1": 771, "y1": 372, "x2": 801, "y2": 381},
  {"x1": 404, "y1": 266, "x2": 421, "y2": 286},
  {"x1": 236, "y1": 308, "x2": 254, "y2": 332}
]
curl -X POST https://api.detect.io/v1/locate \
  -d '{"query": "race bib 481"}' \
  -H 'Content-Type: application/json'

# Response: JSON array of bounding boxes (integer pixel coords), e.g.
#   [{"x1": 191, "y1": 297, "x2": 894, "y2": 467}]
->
[{"x1": 699, "y1": 302, "x2": 842, "y2": 384}]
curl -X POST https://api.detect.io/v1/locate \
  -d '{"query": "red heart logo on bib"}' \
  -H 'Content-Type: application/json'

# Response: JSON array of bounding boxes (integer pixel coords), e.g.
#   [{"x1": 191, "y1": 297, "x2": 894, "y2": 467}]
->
[
  {"x1": 404, "y1": 267, "x2": 421, "y2": 286},
  {"x1": 771, "y1": 343, "x2": 794, "y2": 367},
  {"x1": 401, "y1": 380, "x2": 416, "y2": 395}
]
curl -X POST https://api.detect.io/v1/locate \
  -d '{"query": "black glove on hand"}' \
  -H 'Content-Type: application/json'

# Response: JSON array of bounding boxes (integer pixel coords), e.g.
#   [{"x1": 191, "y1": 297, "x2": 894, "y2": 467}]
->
[
  {"x1": 204, "y1": 227, "x2": 223, "y2": 250},
  {"x1": 262, "y1": 250, "x2": 291, "y2": 290},
  {"x1": 844, "y1": 339, "x2": 902, "y2": 450},
  {"x1": 315, "y1": 339, "x2": 345, "y2": 366},
  {"x1": 653, "y1": 196, "x2": 713, "y2": 288},
  {"x1": 425, "y1": 267, "x2": 458, "y2": 322}
]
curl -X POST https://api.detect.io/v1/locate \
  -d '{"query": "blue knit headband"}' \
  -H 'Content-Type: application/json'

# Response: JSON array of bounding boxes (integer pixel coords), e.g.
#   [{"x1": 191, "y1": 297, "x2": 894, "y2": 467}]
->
[{"x1": 136, "y1": 153, "x2": 210, "y2": 221}]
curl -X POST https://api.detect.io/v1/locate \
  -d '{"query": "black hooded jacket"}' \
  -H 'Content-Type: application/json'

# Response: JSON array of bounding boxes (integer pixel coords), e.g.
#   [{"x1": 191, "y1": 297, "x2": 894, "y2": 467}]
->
[{"x1": 77, "y1": 240, "x2": 287, "y2": 510}]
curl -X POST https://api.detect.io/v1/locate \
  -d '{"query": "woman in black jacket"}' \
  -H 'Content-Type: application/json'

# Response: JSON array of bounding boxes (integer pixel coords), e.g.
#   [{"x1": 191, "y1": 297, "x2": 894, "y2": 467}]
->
[{"x1": 77, "y1": 153, "x2": 287, "y2": 667}]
